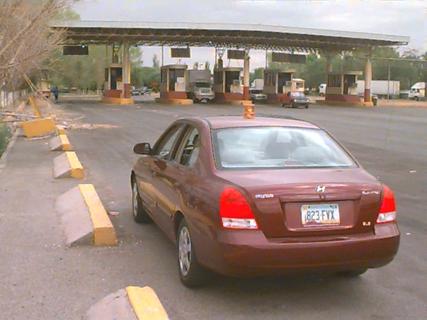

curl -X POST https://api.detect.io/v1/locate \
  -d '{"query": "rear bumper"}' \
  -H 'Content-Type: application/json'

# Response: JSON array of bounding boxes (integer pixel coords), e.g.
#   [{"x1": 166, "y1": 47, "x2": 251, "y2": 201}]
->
[{"x1": 196, "y1": 223, "x2": 400, "y2": 277}]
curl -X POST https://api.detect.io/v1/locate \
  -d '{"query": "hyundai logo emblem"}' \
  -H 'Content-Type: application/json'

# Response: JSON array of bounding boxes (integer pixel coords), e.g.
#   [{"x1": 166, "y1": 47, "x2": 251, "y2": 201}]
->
[{"x1": 316, "y1": 185, "x2": 326, "y2": 193}]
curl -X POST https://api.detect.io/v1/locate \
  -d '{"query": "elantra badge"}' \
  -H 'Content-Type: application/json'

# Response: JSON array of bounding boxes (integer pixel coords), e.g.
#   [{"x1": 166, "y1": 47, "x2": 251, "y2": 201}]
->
[{"x1": 316, "y1": 185, "x2": 326, "y2": 193}]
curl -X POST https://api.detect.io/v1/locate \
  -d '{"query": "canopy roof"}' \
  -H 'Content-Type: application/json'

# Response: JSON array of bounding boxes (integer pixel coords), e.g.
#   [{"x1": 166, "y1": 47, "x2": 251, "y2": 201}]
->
[{"x1": 51, "y1": 20, "x2": 409, "y2": 52}]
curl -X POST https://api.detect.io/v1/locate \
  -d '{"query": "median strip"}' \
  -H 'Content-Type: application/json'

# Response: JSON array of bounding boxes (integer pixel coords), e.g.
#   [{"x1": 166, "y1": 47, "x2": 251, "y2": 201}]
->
[
  {"x1": 86, "y1": 286, "x2": 168, "y2": 320},
  {"x1": 53, "y1": 151, "x2": 84, "y2": 179},
  {"x1": 55, "y1": 184, "x2": 117, "y2": 246}
]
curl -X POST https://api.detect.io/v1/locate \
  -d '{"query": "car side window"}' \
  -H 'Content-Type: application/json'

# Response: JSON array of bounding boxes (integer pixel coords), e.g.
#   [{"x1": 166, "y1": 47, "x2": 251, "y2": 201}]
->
[
  {"x1": 154, "y1": 125, "x2": 184, "y2": 160},
  {"x1": 178, "y1": 127, "x2": 200, "y2": 167}
]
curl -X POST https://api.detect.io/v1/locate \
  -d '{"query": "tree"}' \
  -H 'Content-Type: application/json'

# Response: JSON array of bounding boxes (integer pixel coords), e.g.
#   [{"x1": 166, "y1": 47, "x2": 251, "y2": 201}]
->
[
  {"x1": 152, "y1": 54, "x2": 160, "y2": 69},
  {"x1": 0, "y1": 0, "x2": 68, "y2": 91}
]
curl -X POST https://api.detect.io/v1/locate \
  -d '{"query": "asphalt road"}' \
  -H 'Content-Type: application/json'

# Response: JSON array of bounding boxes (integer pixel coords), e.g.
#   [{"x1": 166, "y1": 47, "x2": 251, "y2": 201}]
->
[{"x1": 1, "y1": 99, "x2": 426, "y2": 319}]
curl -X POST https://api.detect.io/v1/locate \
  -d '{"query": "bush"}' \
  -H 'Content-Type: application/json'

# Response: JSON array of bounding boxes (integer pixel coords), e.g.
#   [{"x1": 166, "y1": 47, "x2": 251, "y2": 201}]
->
[{"x1": 0, "y1": 123, "x2": 11, "y2": 157}]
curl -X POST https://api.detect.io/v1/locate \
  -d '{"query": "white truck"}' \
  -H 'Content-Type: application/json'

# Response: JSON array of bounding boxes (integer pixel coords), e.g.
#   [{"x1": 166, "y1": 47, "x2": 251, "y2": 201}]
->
[
  {"x1": 356, "y1": 80, "x2": 400, "y2": 98},
  {"x1": 408, "y1": 82, "x2": 426, "y2": 101},
  {"x1": 186, "y1": 69, "x2": 215, "y2": 103}
]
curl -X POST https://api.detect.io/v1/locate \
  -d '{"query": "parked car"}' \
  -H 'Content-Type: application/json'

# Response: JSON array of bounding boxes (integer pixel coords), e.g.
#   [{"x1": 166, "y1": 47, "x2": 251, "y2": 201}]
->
[
  {"x1": 250, "y1": 88, "x2": 267, "y2": 102},
  {"x1": 282, "y1": 91, "x2": 310, "y2": 108},
  {"x1": 131, "y1": 116, "x2": 399, "y2": 287},
  {"x1": 131, "y1": 86, "x2": 141, "y2": 96}
]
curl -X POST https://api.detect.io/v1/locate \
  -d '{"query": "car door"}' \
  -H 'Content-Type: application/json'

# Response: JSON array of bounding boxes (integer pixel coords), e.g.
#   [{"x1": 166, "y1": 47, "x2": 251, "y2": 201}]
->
[
  {"x1": 149, "y1": 124, "x2": 188, "y2": 239},
  {"x1": 136, "y1": 124, "x2": 185, "y2": 228}
]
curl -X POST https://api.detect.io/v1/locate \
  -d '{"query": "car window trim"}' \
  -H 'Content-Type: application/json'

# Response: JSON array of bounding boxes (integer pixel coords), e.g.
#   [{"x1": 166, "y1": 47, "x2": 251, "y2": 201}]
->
[
  {"x1": 174, "y1": 125, "x2": 200, "y2": 168},
  {"x1": 152, "y1": 124, "x2": 187, "y2": 162}
]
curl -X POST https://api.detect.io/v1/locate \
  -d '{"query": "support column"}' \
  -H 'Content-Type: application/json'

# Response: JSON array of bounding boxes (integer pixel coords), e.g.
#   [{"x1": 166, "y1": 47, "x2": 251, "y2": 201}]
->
[
  {"x1": 364, "y1": 54, "x2": 372, "y2": 103},
  {"x1": 122, "y1": 42, "x2": 131, "y2": 99},
  {"x1": 243, "y1": 51, "x2": 250, "y2": 100}
]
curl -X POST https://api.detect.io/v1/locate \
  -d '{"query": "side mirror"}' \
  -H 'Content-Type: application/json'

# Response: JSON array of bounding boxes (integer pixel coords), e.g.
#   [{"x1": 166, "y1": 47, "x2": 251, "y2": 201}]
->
[{"x1": 133, "y1": 143, "x2": 152, "y2": 155}]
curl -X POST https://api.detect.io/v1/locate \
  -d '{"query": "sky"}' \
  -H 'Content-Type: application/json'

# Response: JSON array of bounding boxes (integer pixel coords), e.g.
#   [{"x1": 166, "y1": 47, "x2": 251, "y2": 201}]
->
[{"x1": 72, "y1": 0, "x2": 427, "y2": 69}]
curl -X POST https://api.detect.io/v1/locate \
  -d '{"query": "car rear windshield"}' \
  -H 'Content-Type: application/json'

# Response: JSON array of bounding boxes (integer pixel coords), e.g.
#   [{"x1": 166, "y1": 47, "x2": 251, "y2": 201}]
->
[{"x1": 212, "y1": 126, "x2": 356, "y2": 169}]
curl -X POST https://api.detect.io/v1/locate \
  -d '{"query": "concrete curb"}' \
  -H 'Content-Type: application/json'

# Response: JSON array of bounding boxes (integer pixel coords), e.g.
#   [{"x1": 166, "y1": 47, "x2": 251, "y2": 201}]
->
[
  {"x1": 53, "y1": 151, "x2": 84, "y2": 179},
  {"x1": 20, "y1": 117, "x2": 56, "y2": 138},
  {"x1": 49, "y1": 134, "x2": 73, "y2": 151},
  {"x1": 55, "y1": 184, "x2": 117, "y2": 246},
  {"x1": 86, "y1": 286, "x2": 168, "y2": 320}
]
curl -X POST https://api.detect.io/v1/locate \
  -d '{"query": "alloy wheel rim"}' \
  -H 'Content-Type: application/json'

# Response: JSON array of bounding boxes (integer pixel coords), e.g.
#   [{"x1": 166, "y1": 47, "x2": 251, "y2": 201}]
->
[{"x1": 178, "y1": 226, "x2": 192, "y2": 276}]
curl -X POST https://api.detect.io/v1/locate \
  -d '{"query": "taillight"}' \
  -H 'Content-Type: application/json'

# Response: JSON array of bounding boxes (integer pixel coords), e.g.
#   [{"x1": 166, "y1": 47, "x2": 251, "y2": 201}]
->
[
  {"x1": 219, "y1": 187, "x2": 258, "y2": 230},
  {"x1": 376, "y1": 185, "x2": 397, "y2": 224}
]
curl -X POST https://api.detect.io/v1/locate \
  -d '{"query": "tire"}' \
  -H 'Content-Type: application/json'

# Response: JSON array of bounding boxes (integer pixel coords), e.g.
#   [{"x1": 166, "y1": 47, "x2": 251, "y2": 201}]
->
[
  {"x1": 131, "y1": 179, "x2": 152, "y2": 223},
  {"x1": 305, "y1": 104, "x2": 309, "y2": 109},
  {"x1": 177, "y1": 219, "x2": 207, "y2": 287},
  {"x1": 338, "y1": 268, "x2": 368, "y2": 277},
  {"x1": 292, "y1": 102, "x2": 297, "y2": 108}
]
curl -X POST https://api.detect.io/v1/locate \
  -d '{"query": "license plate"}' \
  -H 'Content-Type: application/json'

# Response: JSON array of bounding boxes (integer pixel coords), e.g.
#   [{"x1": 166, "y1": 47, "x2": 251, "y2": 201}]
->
[{"x1": 301, "y1": 204, "x2": 340, "y2": 226}]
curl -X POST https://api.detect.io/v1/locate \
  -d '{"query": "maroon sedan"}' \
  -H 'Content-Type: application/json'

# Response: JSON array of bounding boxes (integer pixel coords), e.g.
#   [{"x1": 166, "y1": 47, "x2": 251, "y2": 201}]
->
[{"x1": 131, "y1": 116, "x2": 399, "y2": 287}]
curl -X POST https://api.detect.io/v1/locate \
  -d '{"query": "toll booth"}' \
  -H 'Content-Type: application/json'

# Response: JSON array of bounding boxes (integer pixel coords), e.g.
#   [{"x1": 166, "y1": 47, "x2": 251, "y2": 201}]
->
[
  {"x1": 213, "y1": 67, "x2": 243, "y2": 102},
  {"x1": 264, "y1": 69, "x2": 299, "y2": 103},
  {"x1": 157, "y1": 64, "x2": 193, "y2": 104},
  {"x1": 104, "y1": 64, "x2": 125, "y2": 98},
  {"x1": 325, "y1": 71, "x2": 361, "y2": 103}
]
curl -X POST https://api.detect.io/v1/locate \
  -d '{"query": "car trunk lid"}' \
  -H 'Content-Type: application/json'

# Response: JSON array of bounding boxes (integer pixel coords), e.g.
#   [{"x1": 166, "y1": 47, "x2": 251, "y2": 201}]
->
[{"x1": 215, "y1": 168, "x2": 382, "y2": 239}]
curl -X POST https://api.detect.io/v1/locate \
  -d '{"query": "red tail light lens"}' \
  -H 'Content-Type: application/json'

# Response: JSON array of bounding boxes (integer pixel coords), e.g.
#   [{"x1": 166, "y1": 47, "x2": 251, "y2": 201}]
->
[
  {"x1": 376, "y1": 185, "x2": 397, "y2": 224},
  {"x1": 219, "y1": 187, "x2": 258, "y2": 230}
]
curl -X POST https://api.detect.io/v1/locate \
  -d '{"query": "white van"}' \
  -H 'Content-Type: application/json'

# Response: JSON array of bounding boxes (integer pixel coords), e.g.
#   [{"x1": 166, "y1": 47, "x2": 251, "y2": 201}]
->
[{"x1": 409, "y1": 82, "x2": 426, "y2": 101}]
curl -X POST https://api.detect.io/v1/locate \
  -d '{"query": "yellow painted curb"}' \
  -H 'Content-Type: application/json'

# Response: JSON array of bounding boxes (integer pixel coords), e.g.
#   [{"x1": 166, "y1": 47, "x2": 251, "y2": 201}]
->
[
  {"x1": 102, "y1": 96, "x2": 134, "y2": 105},
  {"x1": 155, "y1": 98, "x2": 193, "y2": 105},
  {"x1": 65, "y1": 151, "x2": 84, "y2": 179},
  {"x1": 79, "y1": 184, "x2": 117, "y2": 246},
  {"x1": 126, "y1": 286, "x2": 169, "y2": 320},
  {"x1": 49, "y1": 134, "x2": 73, "y2": 151},
  {"x1": 21, "y1": 117, "x2": 56, "y2": 138},
  {"x1": 56, "y1": 125, "x2": 66, "y2": 135},
  {"x1": 28, "y1": 96, "x2": 42, "y2": 118},
  {"x1": 59, "y1": 134, "x2": 73, "y2": 151}
]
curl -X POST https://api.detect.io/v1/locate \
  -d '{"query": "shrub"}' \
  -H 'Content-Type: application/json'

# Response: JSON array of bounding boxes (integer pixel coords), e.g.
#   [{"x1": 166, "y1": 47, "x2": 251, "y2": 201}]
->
[{"x1": 0, "y1": 123, "x2": 11, "y2": 157}]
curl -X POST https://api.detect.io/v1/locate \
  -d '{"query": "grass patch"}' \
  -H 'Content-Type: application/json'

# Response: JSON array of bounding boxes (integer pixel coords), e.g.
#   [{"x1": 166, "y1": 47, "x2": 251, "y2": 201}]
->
[{"x1": 0, "y1": 122, "x2": 11, "y2": 157}]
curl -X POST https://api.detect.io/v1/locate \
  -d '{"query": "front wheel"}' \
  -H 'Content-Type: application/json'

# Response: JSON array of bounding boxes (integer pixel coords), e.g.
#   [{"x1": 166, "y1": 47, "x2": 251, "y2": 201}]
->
[
  {"x1": 131, "y1": 179, "x2": 152, "y2": 223},
  {"x1": 177, "y1": 219, "x2": 207, "y2": 287}
]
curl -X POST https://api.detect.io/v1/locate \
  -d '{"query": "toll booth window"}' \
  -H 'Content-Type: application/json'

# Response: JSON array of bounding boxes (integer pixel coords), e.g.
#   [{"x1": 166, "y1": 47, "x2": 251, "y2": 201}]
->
[
  {"x1": 161, "y1": 69, "x2": 167, "y2": 83},
  {"x1": 328, "y1": 75, "x2": 341, "y2": 88},
  {"x1": 264, "y1": 71, "x2": 276, "y2": 86},
  {"x1": 214, "y1": 71, "x2": 223, "y2": 85}
]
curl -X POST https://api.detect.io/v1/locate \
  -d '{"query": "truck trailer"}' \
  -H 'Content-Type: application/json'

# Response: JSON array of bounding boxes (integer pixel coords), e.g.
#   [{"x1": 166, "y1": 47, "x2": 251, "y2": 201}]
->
[{"x1": 356, "y1": 80, "x2": 400, "y2": 98}]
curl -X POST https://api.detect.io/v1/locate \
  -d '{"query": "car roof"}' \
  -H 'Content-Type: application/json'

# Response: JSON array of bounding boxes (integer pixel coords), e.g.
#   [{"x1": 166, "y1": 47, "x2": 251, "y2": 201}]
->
[{"x1": 186, "y1": 116, "x2": 319, "y2": 130}]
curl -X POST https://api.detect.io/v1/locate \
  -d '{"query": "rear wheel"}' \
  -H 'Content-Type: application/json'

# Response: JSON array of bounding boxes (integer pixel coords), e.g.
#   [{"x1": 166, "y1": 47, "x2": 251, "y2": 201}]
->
[
  {"x1": 131, "y1": 179, "x2": 152, "y2": 223},
  {"x1": 177, "y1": 219, "x2": 207, "y2": 287}
]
